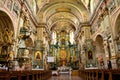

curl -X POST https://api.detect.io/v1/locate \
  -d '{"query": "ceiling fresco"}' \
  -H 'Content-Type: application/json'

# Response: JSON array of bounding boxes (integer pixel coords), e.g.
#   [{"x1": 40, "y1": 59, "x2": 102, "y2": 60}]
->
[
  {"x1": 36, "y1": 0, "x2": 95, "y2": 34},
  {"x1": 51, "y1": 21, "x2": 75, "y2": 34}
]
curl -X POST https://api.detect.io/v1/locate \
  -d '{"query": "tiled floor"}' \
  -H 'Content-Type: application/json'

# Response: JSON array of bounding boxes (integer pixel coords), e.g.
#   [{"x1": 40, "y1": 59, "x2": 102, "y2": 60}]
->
[{"x1": 47, "y1": 74, "x2": 83, "y2": 80}]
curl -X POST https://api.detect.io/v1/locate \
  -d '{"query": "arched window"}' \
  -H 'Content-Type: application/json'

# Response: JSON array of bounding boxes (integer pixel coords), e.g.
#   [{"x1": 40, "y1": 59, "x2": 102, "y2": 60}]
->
[
  {"x1": 69, "y1": 30, "x2": 74, "y2": 44},
  {"x1": 51, "y1": 31, "x2": 57, "y2": 45}
]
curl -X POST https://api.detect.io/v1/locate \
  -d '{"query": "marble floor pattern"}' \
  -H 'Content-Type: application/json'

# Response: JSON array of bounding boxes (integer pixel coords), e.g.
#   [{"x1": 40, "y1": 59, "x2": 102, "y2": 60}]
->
[{"x1": 47, "y1": 74, "x2": 83, "y2": 80}]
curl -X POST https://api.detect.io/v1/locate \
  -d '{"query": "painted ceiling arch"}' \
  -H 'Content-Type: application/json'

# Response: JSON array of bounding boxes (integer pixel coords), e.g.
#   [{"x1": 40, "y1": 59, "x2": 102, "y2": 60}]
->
[
  {"x1": 37, "y1": 0, "x2": 90, "y2": 35},
  {"x1": 49, "y1": 18, "x2": 77, "y2": 30},
  {"x1": 51, "y1": 20, "x2": 75, "y2": 34},
  {"x1": 0, "y1": 11, "x2": 14, "y2": 32},
  {"x1": 47, "y1": 12, "x2": 79, "y2": 28},
  {"x1": 41, "y1": 2, "x2": 89, "y2": 22}
]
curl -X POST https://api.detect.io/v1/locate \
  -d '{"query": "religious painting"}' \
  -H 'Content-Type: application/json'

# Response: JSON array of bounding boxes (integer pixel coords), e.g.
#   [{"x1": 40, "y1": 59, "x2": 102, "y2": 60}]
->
[
  {"x1": 88, "y1": 51, "x2": 93, "y2": 60},
  {"x1": 33, "y1": 51, "x2": 43, "y2": 69},
  {"x1": 34, "y1": 51, "x2": 42, "y2": 60},
  {"x1": 60, "y1": 50, "x2": 67, "y2": 60}
]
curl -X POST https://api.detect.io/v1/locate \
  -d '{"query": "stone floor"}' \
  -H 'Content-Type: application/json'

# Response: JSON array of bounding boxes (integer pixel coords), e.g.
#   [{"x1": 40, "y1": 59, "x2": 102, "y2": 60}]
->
[{"x1": 47, "y1": 74, "x2": 83, "y2": 80}]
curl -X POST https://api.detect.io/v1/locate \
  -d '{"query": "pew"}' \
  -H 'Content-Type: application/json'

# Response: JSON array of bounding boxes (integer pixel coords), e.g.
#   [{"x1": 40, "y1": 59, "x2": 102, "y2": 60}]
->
[
  {"x1": 79, "y1": 69, "x2": 120, "y2": 80},
  {"x1": 0, "y1": 70, "x2": 52, "y2": 80}
]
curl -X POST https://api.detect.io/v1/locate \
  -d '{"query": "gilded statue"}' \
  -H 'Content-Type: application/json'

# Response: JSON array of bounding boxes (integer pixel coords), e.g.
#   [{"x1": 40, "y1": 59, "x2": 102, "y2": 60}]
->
[
  {"x1": 3, "y1": 28, "x2": 13, "y2": 45},
  {"x1": 8, "y1": 51, "x2": 14, "y2": 61}
]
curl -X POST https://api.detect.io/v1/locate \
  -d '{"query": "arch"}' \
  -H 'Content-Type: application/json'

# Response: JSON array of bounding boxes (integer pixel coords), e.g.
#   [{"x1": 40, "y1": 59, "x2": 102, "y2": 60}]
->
[
  {"x1": 111, "y1": 6, "x2": 120, "y2": 38},
  {"x1": 114, "y1": 13, "x2": 120, "y2": 39},
  {"x1": 50, "y1": 19, "x2": 76, "y2": 31},
  {"x1": 113, "y1": 12, "x2": 120, "y2": 53},
  {"x1": 47, "y1": 11, "x2": 79, "y2": 29},
  {"x1": 93, "y1": 33, "x2": 104, "y2": 42},
  {"x1": 0, "y1": 10, "x2": 15, "y2": 60},
  {"x1": 0, "y1": 7, "x2": 15, "y2": 32},
  {"x1": 94, "y1": 35, "x2": 105, "y2": 57},
  {"x1": 39, "y1": 2, "x2": 89, "y2": 23},
  {"x1": 94, "y1": 35, "x2": 105, "y2": 68}
]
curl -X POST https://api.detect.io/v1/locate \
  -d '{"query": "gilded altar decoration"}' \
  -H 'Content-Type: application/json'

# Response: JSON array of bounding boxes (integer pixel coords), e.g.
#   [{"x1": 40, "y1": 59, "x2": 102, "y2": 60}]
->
[
  {"x1": 34, "y1": 51, "x2": 42, "y2": 60},
  {"x1": 60, "y1": 50, "x2": 67, "y2": 60},
  {"x1": 3, "y1": 28, "x2": 14, "y2": 45}
]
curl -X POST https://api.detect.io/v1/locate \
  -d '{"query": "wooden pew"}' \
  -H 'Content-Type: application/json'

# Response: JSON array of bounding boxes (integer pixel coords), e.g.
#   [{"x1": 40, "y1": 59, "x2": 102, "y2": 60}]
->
[
  {"x1": 79, "y1": 69, "x2": 120, "y2": 80},
  {"x1": 0, "y1": 70, "x2": 52, "y2": 80}
]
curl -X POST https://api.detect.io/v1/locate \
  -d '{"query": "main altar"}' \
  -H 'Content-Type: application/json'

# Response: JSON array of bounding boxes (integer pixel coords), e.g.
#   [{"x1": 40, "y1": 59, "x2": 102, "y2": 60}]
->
[{"x1": 49, "y1": 30, "x2": 79, "y2": 70}]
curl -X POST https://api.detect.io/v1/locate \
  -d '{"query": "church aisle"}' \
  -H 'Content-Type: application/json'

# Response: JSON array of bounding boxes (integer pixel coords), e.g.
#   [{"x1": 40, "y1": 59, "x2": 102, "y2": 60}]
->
[{"x1": 47, "y1": 74, "x2": 83, "y2": 80}]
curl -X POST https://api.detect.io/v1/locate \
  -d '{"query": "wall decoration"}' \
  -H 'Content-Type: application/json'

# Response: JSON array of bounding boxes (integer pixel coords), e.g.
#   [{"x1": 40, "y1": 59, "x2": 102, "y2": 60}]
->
[
  {"x1": 13, "y1": 1, "x2": 20, "y2": 17},
  {"x1": 7, "y1": 0, "x2": 12, "y2": 10}
]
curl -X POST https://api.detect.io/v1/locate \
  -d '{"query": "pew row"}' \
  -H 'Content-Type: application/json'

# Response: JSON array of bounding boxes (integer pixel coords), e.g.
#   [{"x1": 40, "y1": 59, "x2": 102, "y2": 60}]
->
[
  {"x1": 0, "y1": 70, "x2": 52, "y2": 80},
  {"x1": 79, "y1": 69, "x2": 120, "y2": 80}
]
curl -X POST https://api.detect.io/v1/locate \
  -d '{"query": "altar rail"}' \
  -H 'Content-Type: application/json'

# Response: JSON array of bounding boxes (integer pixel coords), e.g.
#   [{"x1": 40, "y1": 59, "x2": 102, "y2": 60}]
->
[
  {"x1": 0, "y1": 70, "x2": 52, "y2": 80},
  {"x1": 79, "y1": 69, "x2": 120, "y2": 80}
]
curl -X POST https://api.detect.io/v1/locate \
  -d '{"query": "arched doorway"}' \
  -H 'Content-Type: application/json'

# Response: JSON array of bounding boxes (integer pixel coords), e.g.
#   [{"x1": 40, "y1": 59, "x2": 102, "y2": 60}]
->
[
  {"x1": 0, "y1": 11, "x2": 14, "y2": 66},
  {"x1": 94, "y1": 35, "x2": 105, "y2": 69}
]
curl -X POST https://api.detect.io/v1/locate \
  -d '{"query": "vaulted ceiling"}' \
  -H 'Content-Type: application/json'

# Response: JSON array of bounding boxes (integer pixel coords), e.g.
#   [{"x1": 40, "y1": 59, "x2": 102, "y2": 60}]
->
[{"x1": 37, "y1": 0, "x2": 91, "y2": 34}]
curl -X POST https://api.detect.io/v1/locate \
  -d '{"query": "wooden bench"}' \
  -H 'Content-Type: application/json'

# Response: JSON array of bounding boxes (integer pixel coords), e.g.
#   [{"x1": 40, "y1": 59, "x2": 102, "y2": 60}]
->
[
  {"x1": 79, "y1": 69, "x2": 120, "y2": 80},
  {"x1": 0, "y1": 70, "x2": 52, "y2": 80}
]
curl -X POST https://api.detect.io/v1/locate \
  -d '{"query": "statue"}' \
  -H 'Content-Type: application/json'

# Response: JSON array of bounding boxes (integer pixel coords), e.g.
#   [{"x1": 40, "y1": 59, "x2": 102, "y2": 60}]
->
[
  {"x1": 23, "y1": 49, "x2": 29, "y2": 58},
  {"x1": 23, "y1": 16, "x2": 29, "y2": 30},
  {"x1": 3, "y1": 28, "x2": 13, "y2": 44},
  {"x1": 8, "y1": 51, "x2": 14, "y2": 61}
]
